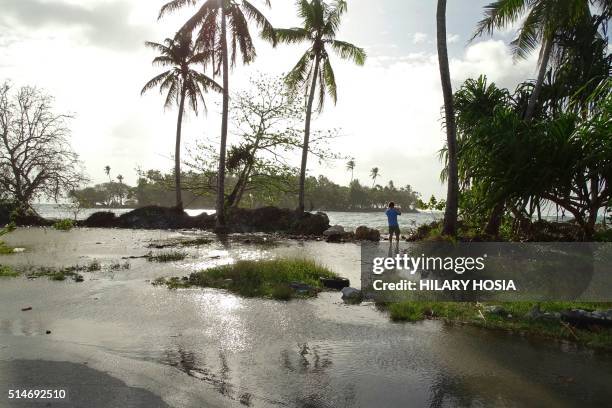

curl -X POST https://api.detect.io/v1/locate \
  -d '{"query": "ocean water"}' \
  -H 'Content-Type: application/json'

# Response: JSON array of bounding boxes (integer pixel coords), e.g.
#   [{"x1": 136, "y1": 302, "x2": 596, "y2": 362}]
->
[{"x1": 33, "y1": 204, "x2": 439, "y2": 230}]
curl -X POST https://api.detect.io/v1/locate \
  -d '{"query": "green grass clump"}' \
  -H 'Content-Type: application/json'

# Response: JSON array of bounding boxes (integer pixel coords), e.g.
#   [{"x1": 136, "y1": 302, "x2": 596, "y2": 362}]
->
[
  {"x1": 0, "y1": 243, "x2": 13, "y2": 254},
  {"x1": 187, "y1": 259, "x2": 337, "y2": 299},
  {"x1": 0, "y1": 265, "x2": 19, "y2": 277},
  {"x1": 53, "y1": 219, "x2": 75, "y2": 231},
  {"x1": 87, "y1": 260, "x2": 101, "y2": 271},
  {"x1": 146, "y1": 251, "x2": 187, "y2": 263},
  {"x1": 385, "y1": 301, "x2": 612, "y2": 350}
]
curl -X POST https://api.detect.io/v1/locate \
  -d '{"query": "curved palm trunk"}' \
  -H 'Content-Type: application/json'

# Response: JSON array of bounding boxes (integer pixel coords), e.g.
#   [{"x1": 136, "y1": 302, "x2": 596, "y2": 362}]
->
[
  {"x1": 216, "y1": 5, "x2": 230, "y2": 231},
  {"x1": 174, "y1": 87, "x2": 187, "y2": 210},
  {"x1": 437, "y1": 0, "x2": 459, "y2": 236},
  {"x1": 297, "y1": 54, "x2": 321, "y2": 214},
  {"x1": 525, "y1": 37, "x2": 552, "y2": 120}
]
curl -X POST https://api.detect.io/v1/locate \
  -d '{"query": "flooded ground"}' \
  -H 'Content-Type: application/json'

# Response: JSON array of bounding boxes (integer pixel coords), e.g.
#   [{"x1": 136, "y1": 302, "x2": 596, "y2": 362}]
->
[{"x1": 1, "y1": 228, "x2": 612, "y2": 407}]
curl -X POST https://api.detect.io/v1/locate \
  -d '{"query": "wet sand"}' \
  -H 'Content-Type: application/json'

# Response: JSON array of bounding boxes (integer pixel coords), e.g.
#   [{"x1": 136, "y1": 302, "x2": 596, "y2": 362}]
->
[{"x1": 1, "y1": 228, "x2": 612, "y2": 407}]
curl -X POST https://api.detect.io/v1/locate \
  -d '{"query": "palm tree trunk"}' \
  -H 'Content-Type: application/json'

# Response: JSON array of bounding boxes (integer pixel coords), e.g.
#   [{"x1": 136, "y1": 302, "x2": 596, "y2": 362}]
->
[
  {"x1": 437, "y1": 0, "x2": 459, "y2": 236},
  {"x1": 525, "y1": 36, "x2": 553, "y2": 120},
  {"x1": 174, "y1": 86, "x2": 186, "y2": 210},
  {"x1": 298, "y1": 53, "x2": 321, "y2": 213},
  {"x1": 216, "y1": 4, "x2": 229, "y2": 231}
]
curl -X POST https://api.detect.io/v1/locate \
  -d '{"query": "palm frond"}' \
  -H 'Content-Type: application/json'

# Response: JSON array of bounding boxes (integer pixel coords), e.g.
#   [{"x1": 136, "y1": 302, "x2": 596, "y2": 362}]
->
[
  {"x1": 330, "y1": 40, "x2": 366, "y2": 65},
  {"x1": 472, "y1": 0, "x2": 531, "y2": 40},
  {"x1": 509, "y1": 5, "x2": 544, "y2": 60},
  {"x1": 159, "y1": 0, "x2": 198, "y2": 19},
  {"x1": 274, "y1": 28, "x2": 310, "y2": 44},
  {"x1": 141, "y1": 70, "x2": 173, "y2": 95},
  {"x1": 229, "y1": 6, "x2": 257, "y2": 66},
  {"x1": 181, "y1": 0, "x2": 218, "y2": 34},
  {"x1": 285, "y1": 50, "x2": 313, "y2": 91},
  {"x1": 242, "y1": 0, "x2": 277, "y2": 46},
  {"x1": 322, "y1": 57, "x2": 337, "y2": 104}
]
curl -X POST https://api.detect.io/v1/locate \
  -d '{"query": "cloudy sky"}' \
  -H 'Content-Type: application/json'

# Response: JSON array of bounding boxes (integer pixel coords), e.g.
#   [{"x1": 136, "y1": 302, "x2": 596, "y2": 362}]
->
[{"x1": 0, "y1": 0, "x2": 538, "y2": 199}]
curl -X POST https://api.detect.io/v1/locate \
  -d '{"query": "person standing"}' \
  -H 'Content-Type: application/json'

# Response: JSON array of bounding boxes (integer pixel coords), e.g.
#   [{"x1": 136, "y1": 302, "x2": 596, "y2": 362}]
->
[{"x1": 385, "y1": 202, "x2": 401, "y2": 244}]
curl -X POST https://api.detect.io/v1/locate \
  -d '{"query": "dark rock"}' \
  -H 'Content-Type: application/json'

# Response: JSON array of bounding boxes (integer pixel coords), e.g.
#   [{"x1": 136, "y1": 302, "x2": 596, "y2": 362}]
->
[
  {"x1": 45, "y1": 330, "x2": 51, "y2": 334},
  {"x1": 484, "y1": 305, "x2": 506, "y2": 315},
  {"x1": 81, "y1": 211, "x2": 118, "y2": 228},
  {"x1": 561, "y1": 309, "x2": 612, "y2": 328},
  {"x1": 289, "y1": 281, "x2": 316, "y2": 294},
  {"x1": 323, "y1": 225, "x2": 345, "y2": 236},
  {"x1": 355, "y1": 226, "x2": 381, "y2": 241},
  {"x1": 21, "y1": 306, "x2": 32, "y2": 311},
  {"x1": 117, "y1": 206, "x2": 190, "y2": 229},
  {"x1": 320, "y1": 277, "x2": 350, "y2": 290},
  {"x1": 226, "y1": 207, "x2": 330, "y2": 235},
  {"x1": 291, "y1": 211, "x2": 330, "y2": 235},
  {"x1": 341, "y1": 287, "x2": 363, "y2": 304}
]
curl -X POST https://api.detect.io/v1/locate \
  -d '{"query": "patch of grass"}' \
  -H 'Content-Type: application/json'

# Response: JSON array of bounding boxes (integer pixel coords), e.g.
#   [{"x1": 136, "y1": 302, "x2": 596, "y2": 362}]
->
[
  {"x1": 25, "y1": 265, "x2": 88, "y2": 282},
  {"x1": 187, "y1": 259, "x2": 337, "y2": 299},
  {"x1": 87, "y1": 260, "x2": 101, "y2": 272},
  {"x1": 384, "y1": 301, "x2": 612, "y2": 350},
  {"x1": 0, "y1": 243, "x2": 14, "y2": 254},
  {"x1": 147, "y1": 237, "x2": 213, "y2": 249},
  {"x1": 0, "y1": 265, "x2": 19, "y2": 277},
  {"x1": 146, "y1": 251, "x2": 187, "y2": 263},
  {"x1": 53, "y1": 219, "x2": 75, "y2": 231}
]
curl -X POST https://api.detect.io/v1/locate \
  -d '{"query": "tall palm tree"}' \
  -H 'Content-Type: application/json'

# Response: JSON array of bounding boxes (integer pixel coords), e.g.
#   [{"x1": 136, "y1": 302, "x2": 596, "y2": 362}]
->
[
  {"x1": 159, "y1": 0, "x2": 276, "y2": 230},
  {"x1": 275, "y1": 0, "x2": 366, "y2": 213},
  {"x1": 346, "y1": 159, "x2": 356, "y2": 182},
  {"x1": 142, "y1": 33, "x2": 222, "y2": 210},
  {"x1": 471, "y1": 0, "x2": 605, "y2": 120},
  {"x1": 104, "y1": 165, "x2": 111, "y2": 182},
  {"x1": 370, "y1": 167, "x2": 380, "y2": 187},
  {"x1": 437, "y1": 0, "x2": 459, "y2": 236}
]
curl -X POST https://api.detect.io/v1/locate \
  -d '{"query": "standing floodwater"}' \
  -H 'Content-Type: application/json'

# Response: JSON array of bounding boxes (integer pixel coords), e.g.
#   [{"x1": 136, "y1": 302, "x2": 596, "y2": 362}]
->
[{"x1": 1, "y1": 228, "x2": 612, "y2": 407}]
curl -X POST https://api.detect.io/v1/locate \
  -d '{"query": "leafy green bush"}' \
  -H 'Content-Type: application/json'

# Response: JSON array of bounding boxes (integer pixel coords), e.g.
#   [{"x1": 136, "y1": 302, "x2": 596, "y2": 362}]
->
[
  {"x1": 53, "y1": 219, "x2": 75, "y2": 231},
  {"x1": 146, "y1": 251, "x2": 187, "y2": 262}
]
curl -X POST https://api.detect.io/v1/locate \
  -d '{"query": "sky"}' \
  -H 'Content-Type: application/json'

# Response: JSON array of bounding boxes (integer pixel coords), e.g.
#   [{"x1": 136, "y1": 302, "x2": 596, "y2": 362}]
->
[{"x1": 0, "y1": 0, "x2": 539, "y2": 200}]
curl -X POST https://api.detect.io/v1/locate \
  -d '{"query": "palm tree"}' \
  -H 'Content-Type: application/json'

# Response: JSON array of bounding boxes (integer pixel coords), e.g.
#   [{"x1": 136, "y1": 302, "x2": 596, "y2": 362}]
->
[
  {"x1": 116, "y1": 175, "x2": 125, "y2": 206},
  {"x1": 275, "y1": 0, "x2": 366, "y2": 213},
  {"x1": 104, "y1": 165, "x2": 111, "y2": 182},
  {"x1": 437, "y1": 0, "x2": 459, "y2": 236},
  {"x1": 142, "y1": 33, "x2": 222, "y2": 211},
  {"x1": 370, "y1": 167, "x2": 380, "y2": 187},
  {"x1": 471, "y1": 0, "x2": 605, "y2": 120},
  {"x1": 159, "y1": 0, "x2": 276, "y2": 230},
  {"x1": 346, "y1": 159, "x2": 356, "y2": 182}
]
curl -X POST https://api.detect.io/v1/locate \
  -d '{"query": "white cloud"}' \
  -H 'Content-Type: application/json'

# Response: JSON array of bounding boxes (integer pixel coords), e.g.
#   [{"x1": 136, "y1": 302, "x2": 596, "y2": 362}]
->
[
  {"x1": 412, "y1": 32, "x2": 428, "y2": 44},
  {"x1": 448, "y1": 34, "x2": 460, "y2": 44}
]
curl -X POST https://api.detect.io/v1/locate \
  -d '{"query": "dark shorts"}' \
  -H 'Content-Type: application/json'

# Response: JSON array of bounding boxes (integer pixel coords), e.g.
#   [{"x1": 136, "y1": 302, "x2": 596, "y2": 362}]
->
[{"x1": 388, "y1": 225, "x2": 400, "y2": 235}]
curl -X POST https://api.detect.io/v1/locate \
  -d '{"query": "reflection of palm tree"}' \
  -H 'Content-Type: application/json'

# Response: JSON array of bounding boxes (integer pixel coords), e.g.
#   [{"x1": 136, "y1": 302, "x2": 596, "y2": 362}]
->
[
  {"x1": 142, "y1": 33, "x2": 221, "y2": 210},
  {"x1": 159, "y1": 0, "x2": 276, "y2": 229},
  {"x1": 346, "y1": 159, "x2": 356, "y2": 182},
  {"x1": 370, "y1": 167, "x2": 379, "y2": 187},
  {"x1": 471, "y1": 0, "x2": 602, "y2": 120},
  {"x1": 275, "y1": 0, "x2": 366, "y2": 212}
]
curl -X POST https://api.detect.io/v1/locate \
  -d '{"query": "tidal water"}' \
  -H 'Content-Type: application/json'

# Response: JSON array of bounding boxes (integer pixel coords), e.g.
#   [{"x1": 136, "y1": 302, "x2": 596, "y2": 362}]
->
[{"x1": 1, "y1": 228, "x2": 612, "y2": 407}]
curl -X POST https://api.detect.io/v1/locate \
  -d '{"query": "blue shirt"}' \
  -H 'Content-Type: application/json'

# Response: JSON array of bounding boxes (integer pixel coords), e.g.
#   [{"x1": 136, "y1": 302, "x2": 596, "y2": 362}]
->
[{"x1": 385, "y1": 208, "x2": 401, "y2": 226}]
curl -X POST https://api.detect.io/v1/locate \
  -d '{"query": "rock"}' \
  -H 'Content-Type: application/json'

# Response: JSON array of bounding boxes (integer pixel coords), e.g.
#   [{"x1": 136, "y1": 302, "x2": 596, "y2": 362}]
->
[
  {"x1": 355, "y1": 226, "x2": 381, "y2": 241},
  {"x1": 561, "y1": 309, "x2": 612, "y2": 327},
  {"x1": 484, "y1": 305, "x2": 506, "y2": 315},
  {"x1": 291, "y1": 212, "x2": 330, "y2": 236},
  {"x1": 74, "y1": 274, "x2": 84, "y2": 283},
  {"x1": 289, "y1": 281, "x2": 315, "y2": 294},
  {"x1": 341, "y1": 287, "x2": 363, "y2": 304},
  {"x1": 81, "y1": 211, "x2": 118, "y2": 228},
  {"x1": 45, "y1": 330, "x2": 51, "y2": 334},
  {"x1": 323, "y1": 225, "x2": 345, "y2": 236},
  {"x1": 320, "y1": 277, "x2": 350, "y2": 290},
  {"x1": 21, "y1": 306, "x2": 32, "y2": 311},
  {"x1": 118, "y1": 206, "x2": 190, "y2": 229}
]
